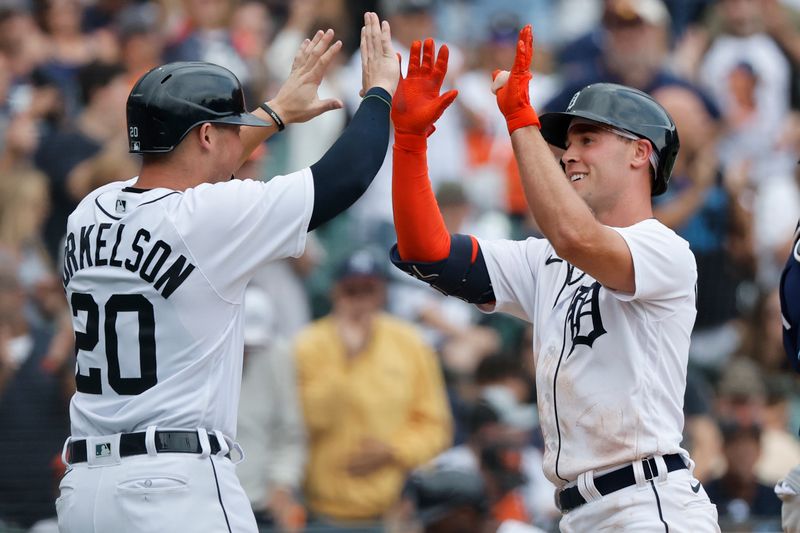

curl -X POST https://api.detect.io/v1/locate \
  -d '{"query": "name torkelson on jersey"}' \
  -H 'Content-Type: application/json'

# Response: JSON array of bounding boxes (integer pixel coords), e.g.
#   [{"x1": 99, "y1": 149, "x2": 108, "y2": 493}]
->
[{"x1": 62, "y1": 223, "x2": 196, "y2": 298}]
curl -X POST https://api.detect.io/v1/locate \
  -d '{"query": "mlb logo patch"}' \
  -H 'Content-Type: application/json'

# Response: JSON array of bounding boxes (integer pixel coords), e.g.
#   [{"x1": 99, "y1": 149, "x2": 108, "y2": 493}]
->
[
  {"x1": 116, "y1": 199, "x2": 127, "y2": 213},
  {"x1": 95, "y1": 442, "x2": 112, "y2": 458},
  {"x1": 131, "y1": 141, "x2": 141, "y2": 152}
]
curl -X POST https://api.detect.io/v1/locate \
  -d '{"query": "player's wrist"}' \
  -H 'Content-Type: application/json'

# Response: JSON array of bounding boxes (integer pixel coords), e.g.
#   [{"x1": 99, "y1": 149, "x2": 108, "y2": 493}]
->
[
  {"x1": 505, "y1": 106, "x2": 540, "y2": 134},
  {"x1": 363, "y1": 87, "x2": 392, "y2": 108},
  {"x1": 368, "y1": 80, "x2": 397, "y2": 98},
  {"x1": 260, "y1": 101, "x2": 287, "y2": 131},
  {"x1": 393, "y1": 130, "x2": 428, "y2": 152}
]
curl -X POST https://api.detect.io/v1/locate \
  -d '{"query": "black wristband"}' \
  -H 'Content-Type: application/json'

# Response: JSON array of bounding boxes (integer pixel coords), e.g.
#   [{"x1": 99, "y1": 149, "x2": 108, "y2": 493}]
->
[{"x1": 259, "y1": 102, "x2": 285, "y2": 131}]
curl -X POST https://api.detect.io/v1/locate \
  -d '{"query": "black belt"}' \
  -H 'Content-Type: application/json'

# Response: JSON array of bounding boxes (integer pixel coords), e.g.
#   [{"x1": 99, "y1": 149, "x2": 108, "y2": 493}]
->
[
  {"x1": 67, "y1": 431, "x2": 228, "y2": 463},
  {"x1": 558, "y1": 454, "x2": 687, "y2": 512}
]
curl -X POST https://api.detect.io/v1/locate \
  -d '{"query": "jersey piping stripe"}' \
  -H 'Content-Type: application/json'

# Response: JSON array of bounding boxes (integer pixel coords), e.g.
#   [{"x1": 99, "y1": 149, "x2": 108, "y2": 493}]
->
[
  {"x1": 553, "y1": 310, "x2": 570, "y2": 483},
  {"x1": 649, "y1": 479, "x2": 669, "y2": 532},
  {"x1": 138, "y1": 191, "x2": 181, "y2": 208},
  {"x1": 209, "y1": 457, "x2": 233, "y2": 533},
  {"x1": 94, "y1": 197, "x2": 122, "y2": 221}
]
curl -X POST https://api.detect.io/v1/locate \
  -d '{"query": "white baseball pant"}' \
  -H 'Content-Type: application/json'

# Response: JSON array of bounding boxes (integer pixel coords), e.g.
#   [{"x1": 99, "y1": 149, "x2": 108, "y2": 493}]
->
[{"x1": 56, "y1": 434, "x2": 257, "y2": 533}]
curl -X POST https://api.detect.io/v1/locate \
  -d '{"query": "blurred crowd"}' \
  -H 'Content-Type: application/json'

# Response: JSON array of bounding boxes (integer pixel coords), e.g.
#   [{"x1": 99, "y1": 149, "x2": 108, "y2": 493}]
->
[{"x1": 0, "y1": 0, "x2": 799, "y2": 531}]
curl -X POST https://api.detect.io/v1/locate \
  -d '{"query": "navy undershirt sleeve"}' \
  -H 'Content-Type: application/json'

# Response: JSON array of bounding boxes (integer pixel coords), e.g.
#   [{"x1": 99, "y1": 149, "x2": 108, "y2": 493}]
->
[{"x1": 308, "y1": 87, "x2": 391, "y2": 231}]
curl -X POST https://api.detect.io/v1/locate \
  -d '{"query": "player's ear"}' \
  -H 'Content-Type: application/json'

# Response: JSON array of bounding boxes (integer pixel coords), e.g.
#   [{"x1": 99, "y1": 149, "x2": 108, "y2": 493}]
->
[
  {"x1": 196, "y1": 123, "x2": 214, "y2": 150},
  {"x1": 630, "y1": 138, "x2": 652, "y2": 172}
]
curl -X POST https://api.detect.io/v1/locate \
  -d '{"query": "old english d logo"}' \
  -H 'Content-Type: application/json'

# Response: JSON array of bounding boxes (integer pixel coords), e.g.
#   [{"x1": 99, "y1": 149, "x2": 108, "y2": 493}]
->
[{"x1": 566, "y1": 281, "x2": 606, "y2": 356}]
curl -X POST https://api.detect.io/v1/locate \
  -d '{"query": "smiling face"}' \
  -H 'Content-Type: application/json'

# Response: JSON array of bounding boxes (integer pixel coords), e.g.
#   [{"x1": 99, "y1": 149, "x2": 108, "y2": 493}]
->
[{"x1": 561, "y1": 121, "x2": 652, "y2": 216}]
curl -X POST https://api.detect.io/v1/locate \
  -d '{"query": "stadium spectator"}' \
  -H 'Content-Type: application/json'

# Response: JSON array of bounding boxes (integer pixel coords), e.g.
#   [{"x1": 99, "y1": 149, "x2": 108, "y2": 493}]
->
[
  {"x1": 294, "y1": 249, "x2": 452, "y2": 530},
  {"x1": 33, "y1": 61, "x2": 129, "y2": 258},
  {"x1": 0, "y1": 253, "x2": 70, "y2": 528},
  {"x1": 698, "y1": 0, "x2": 800, "y2": 289},
  {"x1": 705, "y1": 421, "x2": 782, "y2": 527}
]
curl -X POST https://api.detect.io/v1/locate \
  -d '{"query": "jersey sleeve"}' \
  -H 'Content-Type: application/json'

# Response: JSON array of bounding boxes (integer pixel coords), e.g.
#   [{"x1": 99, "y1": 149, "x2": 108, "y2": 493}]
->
[
  {"x1": 174, "y1": 169, "x2": 314, "y2": 301},
  {"x1": 476, "y1": 237, "x2": 548, "y2": 322},
  {"x1": 607, "y1": 220, "x2": 697, "y2": 306},
  {"x1": 780, "y1": 223, "x2": 800, "y2": 372}
]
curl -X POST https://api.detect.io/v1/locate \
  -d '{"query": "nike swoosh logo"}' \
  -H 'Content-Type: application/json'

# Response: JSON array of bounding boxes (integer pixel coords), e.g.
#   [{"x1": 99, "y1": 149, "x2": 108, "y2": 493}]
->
[{"x1": 691, "y1": 481, "x2": 701, "y2": 493}]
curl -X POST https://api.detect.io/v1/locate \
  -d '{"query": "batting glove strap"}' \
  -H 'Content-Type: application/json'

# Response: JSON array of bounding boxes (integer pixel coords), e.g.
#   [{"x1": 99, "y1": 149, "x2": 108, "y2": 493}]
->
[
  {"x1": 394, "y1": 131, "x2": 429, "y2": 153},
  {"x1": 506, "y1": 106, "x2": 541, "y2": 134}
]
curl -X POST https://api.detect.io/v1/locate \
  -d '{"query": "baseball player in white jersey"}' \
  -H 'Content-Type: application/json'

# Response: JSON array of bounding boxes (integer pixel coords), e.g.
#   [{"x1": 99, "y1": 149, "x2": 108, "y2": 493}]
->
[
  {"x1": 387, "y1": 28, "x2": 720, "y2": 531},
  {"x1": 57, "y1": 14, "x2": 399, "y2": 533}
]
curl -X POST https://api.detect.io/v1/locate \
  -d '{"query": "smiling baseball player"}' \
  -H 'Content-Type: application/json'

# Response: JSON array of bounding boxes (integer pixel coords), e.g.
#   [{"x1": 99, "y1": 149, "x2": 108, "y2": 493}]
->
[
  {"x1": 388, "y1": 28, "x2": 720, "y2": 532},
  {"x1": 57, "y1": 14, "x2": 399, "y2": 533}
]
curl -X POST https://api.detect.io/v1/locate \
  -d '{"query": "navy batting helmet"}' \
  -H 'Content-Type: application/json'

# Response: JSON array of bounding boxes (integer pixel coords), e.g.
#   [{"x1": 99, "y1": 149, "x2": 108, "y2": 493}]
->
[
  {"x1": 539, "y1": 83, "x2": 679, "y2": 196},
  {"x1": 126, "y1": 62, "x2": 270, "y2": 153}
]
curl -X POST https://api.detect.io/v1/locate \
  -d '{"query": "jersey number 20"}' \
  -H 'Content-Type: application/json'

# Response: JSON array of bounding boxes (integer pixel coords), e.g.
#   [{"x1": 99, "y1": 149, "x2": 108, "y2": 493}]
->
[{"x1": 72, "y1": 292, "x2": 157, "y2": 395}]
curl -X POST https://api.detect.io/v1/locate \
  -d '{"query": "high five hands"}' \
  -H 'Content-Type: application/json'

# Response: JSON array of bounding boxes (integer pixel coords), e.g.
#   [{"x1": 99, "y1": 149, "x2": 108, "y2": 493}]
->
[
  {"x1": 270, "y1": 29, "x2": 344, "y2": 124},
  {"x1": 391, "y1": 38, "x2": 458, "y2": 139},
  {"x1": 390, "y1": 25, "x2": 539, "y2": 141},
  {"x1": 360, "y1": 12, "x2": 400, "y2": 97},
  {"x1": 491, "y1": 24, "x2": 540, "y2": 133}
]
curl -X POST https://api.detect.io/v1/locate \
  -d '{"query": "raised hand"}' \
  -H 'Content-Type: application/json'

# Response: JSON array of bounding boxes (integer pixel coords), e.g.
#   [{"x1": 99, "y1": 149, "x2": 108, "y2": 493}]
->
[
  {"x1": 270, "y1": 28, "x2": 344, "y2": 124},
  {"x1": 492, "y1": 24, "x2": 540, "y2": 133},
  {"x1": 391, "y1": 38, "x2": 458, "y2": 137},
  {"x1": 360, "y1": 12, "x2": 399, "y2": 97}
]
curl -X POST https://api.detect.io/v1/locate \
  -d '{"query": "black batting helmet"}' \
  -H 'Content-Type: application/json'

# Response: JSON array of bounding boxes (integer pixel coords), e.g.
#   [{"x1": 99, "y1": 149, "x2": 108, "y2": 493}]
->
[
  {"x1": 126, "y1": 62, "x2": 270, "y2": 153},
  {"x1": 539, "y1": 83, "x2": 679, "y2": 196}
]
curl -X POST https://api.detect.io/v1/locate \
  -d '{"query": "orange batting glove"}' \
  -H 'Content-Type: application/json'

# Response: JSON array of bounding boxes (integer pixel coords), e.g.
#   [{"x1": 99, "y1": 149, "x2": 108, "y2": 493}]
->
[
  {"x1": 391, "y1": 38, "x2": 458, "y2": 151},
  {"x1": 493, "y1": 25, "x2": 540, "y2": 134}
]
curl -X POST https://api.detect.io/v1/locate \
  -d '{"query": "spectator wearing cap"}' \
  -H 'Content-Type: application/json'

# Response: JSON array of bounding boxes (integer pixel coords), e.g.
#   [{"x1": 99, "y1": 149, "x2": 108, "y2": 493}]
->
[
  {"x1": 294, "y1": 249, "x2": 452, "y2": 530},
  {"x1": 236, "y1": 285, "x2": 307, "y2": 532},
  {"x1": 546, "y1": 0, "x2": 719, "y2": 123},
  {"x1": 716, "y1": 357, "x2": 768, "y2": 429}
]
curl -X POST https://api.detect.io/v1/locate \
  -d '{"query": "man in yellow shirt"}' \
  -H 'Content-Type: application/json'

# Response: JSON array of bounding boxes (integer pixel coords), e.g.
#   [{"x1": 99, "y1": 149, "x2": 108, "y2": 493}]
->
[{"x1": 294, "y1": 249, "x2": 452, "y2": 529}]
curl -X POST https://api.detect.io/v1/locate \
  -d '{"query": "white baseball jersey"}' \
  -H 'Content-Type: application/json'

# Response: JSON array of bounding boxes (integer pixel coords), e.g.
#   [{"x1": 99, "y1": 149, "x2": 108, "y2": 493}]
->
[
  {"x1": 479, "y1": 218, "x2": 697, "y2": 486},
  {"x1": 62, "y1": 170, "x2": 314, "y2": 439}
]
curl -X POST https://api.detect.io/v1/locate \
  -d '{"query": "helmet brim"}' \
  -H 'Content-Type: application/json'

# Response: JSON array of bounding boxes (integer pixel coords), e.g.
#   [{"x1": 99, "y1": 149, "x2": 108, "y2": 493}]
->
[
  {"x1": 539, "y1": 110, "x2": 624, "y2": 149},
  {"x1": 213, "y1": 112, "x2": 273, "y2": 128}
]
